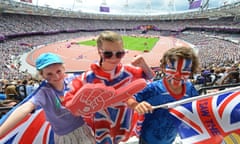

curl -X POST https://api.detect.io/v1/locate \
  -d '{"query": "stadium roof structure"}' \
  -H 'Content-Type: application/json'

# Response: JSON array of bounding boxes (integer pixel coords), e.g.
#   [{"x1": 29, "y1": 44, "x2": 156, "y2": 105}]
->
[{"x1": 1, "y1": 0, "x2": 240, "y2": 20}]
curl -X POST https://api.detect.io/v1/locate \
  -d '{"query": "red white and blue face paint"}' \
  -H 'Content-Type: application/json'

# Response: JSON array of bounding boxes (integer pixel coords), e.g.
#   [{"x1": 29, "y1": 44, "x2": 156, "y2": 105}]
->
[{"x1": 165, "y1": 58, "x2": 192, "y2": 87}]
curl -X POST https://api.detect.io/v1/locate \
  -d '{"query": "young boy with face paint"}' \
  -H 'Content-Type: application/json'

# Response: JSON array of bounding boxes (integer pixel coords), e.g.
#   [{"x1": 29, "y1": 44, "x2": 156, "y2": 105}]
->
[{"x1": 127, "y1": 47, "x2": 200, "y2": 144}]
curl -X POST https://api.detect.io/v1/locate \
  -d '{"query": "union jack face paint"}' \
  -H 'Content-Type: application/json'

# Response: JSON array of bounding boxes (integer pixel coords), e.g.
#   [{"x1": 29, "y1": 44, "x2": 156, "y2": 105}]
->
[{"x1": 165, "y1": 58, "x2": 192, "y2": 86}]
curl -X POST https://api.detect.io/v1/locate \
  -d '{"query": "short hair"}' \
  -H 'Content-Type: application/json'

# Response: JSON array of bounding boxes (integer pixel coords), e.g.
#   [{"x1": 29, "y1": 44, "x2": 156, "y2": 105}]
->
[
  {"x1": 160, "y1": 47, "x2": 200, "y2": 74},
  {"x1": 96, "y1": 31, "x2": 123, "y2": 49}
]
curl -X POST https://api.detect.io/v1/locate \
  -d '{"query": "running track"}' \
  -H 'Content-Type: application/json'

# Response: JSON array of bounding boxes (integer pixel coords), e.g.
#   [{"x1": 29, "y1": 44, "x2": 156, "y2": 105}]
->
[{"x1": 26, "y1": 36, "x2": 190, "y2": 72}]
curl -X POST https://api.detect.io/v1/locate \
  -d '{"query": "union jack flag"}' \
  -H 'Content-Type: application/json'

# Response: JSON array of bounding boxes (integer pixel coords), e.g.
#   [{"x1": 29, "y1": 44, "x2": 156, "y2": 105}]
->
[
  {"x1": 0, "y1": 81, "x2": 54, "y2": 144},
  {"x1": 85, "y1": 105, "x2": 139, "y2": 144},
  {"x1": 0, "y1": 109, "x2": 53, "y2": 144},
  {"x1": 169, "y1": 91, "x2": 240, "y2": 144}
]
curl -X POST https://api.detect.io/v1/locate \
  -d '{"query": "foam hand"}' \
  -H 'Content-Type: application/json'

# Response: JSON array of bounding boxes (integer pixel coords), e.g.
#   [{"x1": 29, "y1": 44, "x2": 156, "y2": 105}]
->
[
  {"x1": 64, "y1": 83, "x2": 115, "y2": 116},
  {"x1": 105, "y1": 78, "x2": 147, "y2": 106},
  {"x1": 64, "y1": 79, "x2": 147, "y2": 116}
]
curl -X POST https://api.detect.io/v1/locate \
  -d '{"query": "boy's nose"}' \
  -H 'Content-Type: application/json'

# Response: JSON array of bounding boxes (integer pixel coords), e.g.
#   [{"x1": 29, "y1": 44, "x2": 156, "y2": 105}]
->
[{"x1": 174, "y1": 71, "x2": 181, "y2": 78}]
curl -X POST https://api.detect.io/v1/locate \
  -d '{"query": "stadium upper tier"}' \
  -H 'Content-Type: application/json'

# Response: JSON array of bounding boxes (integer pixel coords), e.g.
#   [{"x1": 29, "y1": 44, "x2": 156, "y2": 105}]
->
[
  {"x1": 1, "y1": 0, "x2": 240, "y2": 20},
  {"x1": 0, "y1": 12, "x2": 239, "y2": 41}
]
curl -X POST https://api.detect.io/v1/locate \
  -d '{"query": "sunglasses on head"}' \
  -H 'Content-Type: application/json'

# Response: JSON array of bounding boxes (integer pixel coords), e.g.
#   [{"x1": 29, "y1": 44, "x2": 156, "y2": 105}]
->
[{"x1": 102, "y1": 51, "x2": 125, "y2": 59}]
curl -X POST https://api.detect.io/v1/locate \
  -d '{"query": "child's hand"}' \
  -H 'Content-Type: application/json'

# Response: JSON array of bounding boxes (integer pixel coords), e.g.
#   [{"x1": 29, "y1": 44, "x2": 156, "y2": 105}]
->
[
  {"x1": 131, "y1": 55, "x2": 155, "y2": 80},
  {"x1": 131, "y1": 55, "x2": 145, "y2": 67},
  {"x1": 134, "y1": 101, "x2": 153, "y2": 114}
]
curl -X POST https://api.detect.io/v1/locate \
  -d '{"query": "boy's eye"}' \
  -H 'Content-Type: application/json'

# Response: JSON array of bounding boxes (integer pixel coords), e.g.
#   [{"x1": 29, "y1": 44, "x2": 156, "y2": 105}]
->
[
  {"x1": 167, "y1": 60, "x2": 176, "y2": 69},
  {"x1": 185, "y1": 67, "x2": 191, "y2": 71},
  {"x1": 168, "y1": 65, "x2": 175, "y2": 69}
]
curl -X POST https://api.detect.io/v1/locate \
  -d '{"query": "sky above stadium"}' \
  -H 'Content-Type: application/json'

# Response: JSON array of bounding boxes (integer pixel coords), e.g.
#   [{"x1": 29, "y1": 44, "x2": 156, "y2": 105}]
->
[{"x1": 17, "y1": 0, "x2": 239, "y2": 14}]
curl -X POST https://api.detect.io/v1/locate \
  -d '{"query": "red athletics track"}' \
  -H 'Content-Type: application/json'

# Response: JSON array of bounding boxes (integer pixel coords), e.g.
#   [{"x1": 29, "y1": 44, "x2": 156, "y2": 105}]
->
[{"x1": 26, "y1": 36, "x2": 190, "y2": 72}]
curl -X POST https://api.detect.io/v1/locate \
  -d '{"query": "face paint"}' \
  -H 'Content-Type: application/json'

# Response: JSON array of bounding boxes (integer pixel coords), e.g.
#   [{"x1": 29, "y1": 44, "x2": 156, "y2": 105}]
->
[{"x1": 165, "y1": 58, "x2": 192, "y2": 87}]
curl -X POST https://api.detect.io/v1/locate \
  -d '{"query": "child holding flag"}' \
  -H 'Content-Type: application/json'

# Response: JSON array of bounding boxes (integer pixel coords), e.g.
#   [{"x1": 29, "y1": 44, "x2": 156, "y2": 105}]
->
[
  {"x1": 0, "y1": 53, "x2": 95, "y2": 144},
  {"x1": 127, "y1": 46, "x2": 200, "y2": 144}
]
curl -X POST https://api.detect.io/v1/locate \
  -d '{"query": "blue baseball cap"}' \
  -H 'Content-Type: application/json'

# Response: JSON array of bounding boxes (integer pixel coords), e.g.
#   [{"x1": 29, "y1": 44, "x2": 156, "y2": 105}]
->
[{"x1": 35, "y1": 53, "x2": 63, "y2": 70}]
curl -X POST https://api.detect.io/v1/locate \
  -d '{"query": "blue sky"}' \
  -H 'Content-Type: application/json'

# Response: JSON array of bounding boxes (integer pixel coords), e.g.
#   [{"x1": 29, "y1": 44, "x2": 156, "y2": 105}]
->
[{"x1": 17, "y1": 0, "x2": 238, "y2": 14}]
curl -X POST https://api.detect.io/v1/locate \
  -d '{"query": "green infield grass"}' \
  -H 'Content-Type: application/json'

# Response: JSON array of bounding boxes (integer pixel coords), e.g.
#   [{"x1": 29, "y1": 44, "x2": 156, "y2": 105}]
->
[{"x1": 78, "y1": 35, "x2": 159, "y2": 52}]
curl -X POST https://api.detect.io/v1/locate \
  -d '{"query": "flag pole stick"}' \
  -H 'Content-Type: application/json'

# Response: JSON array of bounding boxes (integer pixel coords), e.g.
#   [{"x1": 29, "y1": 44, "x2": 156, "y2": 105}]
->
[{"x1": 152, "y1": 86, "x2": 240, "y2": 110}]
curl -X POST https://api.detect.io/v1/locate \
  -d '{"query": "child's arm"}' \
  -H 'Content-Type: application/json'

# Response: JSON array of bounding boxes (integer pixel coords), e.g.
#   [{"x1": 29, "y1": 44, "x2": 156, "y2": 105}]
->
[
  {"x1": 126, "y1": 98, "x2": 153, "y2": 114},
  {"x1": 0, "y1": 101, "x2": 35, "y2": 137},
  {"x1": 131, "y1": 55, "x2": 155, "y2": 80},
  {"x1": 126, "y1": 98, "x2": 139, "y2": 109}
]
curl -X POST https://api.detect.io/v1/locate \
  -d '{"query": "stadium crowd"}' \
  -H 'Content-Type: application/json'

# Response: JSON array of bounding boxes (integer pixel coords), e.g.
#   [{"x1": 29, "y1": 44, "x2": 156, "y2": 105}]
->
[
  {"x1": 0, "y1": 13, "x2": 240, "y2": 110},
  {"x1": 0, "y1": 2, "x2": 240, "y2": 143}
]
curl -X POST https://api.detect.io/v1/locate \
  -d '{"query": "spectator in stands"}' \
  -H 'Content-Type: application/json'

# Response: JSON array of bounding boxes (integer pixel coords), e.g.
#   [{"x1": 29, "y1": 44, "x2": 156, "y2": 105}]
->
[
  {"x1": 63, "y1": 31, "x2": 154, "y2": 144},
  {"x1": 212, "y1": 68, "x2": 223, "y2": 85},
  {"x1": 30, "y1": 78, "x2": 41, "y2": 92},
  {"x1": 0, "y1": 80, "x2": 4, "y2": 94},
  {"x1": 127, "y1": 47, "x2": 200, "y2": 144},
  {"x1": 17, "y1": 79, "x2": 34, "y2": 100},
  {"x1": 0, "y1": 79, "x2": 8, "y2": 94},
  {"x1": 0, "y1": 79, "x2": 18, "y2": 108},
  {"x1": 221, "y1": 70, "x2": 240, "y2": 85},
  {"x1": 4, "y1": 81, "x2": 19, "y2": 100},
  {"x1": 215, "y1": 67, "x2": 225, "y2": 85}
]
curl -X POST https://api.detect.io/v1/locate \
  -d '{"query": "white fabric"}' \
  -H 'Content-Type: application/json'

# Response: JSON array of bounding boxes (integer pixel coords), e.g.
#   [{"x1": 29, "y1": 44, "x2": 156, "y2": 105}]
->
[{"x1": 54, "y1": 124, "x2": 95, "y2": 144}]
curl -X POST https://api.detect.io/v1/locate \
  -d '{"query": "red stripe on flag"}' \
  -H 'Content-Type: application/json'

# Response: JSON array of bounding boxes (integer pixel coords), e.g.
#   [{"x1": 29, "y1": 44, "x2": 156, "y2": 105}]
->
[
  {"x1": 19, "y1": 111, "x2": 46, "y2": 143},
  {"x1": 43, "y1": 123, "x2": 51, "y2": 144},
  {"x1": 196, "y1": 98, "x2": 224, "y2": 137},
  {"x1": 170, "y1": 108, "x2": 203, "y2": 133},
  {"x1": 218, "y1": 91, "x2": 240, "y2": 118}
]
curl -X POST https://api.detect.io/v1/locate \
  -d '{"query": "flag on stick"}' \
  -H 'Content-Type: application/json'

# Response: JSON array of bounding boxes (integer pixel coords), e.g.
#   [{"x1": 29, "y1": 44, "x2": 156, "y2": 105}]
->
[{"x1": 169, "y1": 90, "x2": 240, "y2": 144}]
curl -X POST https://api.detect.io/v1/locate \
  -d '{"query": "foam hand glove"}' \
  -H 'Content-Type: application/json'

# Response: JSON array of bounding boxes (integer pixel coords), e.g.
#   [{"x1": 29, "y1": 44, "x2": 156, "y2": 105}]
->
[
  {"x1": 104, "y1": 78, "x2": 147, "y2": 106},
  {"x1": 64, "y1": 79, "x2": 147, "y2": 116},
  {"x1": 64, "y1": 83, "x2": 115, "y2": 116}
]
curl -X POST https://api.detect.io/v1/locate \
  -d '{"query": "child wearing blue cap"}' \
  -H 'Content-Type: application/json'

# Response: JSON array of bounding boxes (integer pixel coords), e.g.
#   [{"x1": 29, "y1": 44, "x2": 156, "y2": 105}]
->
[{"x1": 0, "y1": 53, "x2": 95, "y2": 144}]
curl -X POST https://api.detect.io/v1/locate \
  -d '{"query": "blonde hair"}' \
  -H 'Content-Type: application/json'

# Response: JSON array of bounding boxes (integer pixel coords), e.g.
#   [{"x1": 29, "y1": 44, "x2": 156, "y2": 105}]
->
[{"x1": 97, "y1": 31, "x2": 123, "y2": 50}]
